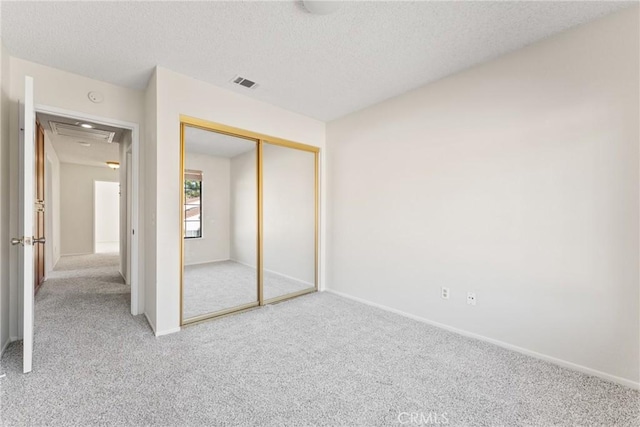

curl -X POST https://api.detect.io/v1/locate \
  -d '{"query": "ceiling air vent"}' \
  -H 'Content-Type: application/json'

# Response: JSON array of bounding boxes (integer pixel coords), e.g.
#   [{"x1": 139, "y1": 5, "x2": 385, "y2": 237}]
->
[
  {"x1": 231, "y1": 76, "x2": 258, "y2": 89},
  {"x1": 50, "y1": 121, "x2": 116, "y2": 143}
]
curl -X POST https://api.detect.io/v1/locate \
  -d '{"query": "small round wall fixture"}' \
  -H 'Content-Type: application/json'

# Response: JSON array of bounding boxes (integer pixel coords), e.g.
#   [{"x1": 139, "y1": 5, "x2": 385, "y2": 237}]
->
[
  {"x1": 106, "y1": 161, "x2": 120, "y2": 170},
  {"x1": 302, "y1": 0, "x2": 340, "y2": 15},
  {"x1": 88, "y1": 91, "x2": 104, "y2": 103}
]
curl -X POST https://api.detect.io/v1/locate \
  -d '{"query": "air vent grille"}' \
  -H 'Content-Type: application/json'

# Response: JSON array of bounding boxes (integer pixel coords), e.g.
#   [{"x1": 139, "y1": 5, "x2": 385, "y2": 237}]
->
[
  {"x1": 231, "y1": 76, "x2": 258, "y2": 89},
  {"x1": 50, "y1": 121, "x2": 115, "y2": 143}
]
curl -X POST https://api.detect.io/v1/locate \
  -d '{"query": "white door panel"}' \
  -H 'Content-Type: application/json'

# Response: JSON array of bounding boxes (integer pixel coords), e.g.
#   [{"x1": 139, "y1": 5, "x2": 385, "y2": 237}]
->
[{"x1": 14, "y1": 75, "x2": 35, "y2": 373}]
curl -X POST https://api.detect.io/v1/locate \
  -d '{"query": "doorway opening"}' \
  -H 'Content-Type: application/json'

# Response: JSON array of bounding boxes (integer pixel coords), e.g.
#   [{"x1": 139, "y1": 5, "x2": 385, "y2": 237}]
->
[
  {"x1": 33, "y1": 108, "x2": 140, "y2": 316},
  {"x1": 94, "y1": 181, "x2": 120, "y2": 254}
]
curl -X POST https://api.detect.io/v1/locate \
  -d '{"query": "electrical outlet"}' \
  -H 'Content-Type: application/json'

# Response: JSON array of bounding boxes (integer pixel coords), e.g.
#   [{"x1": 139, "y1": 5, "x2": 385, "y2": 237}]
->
[
  {"x1": 467, "y1": 292, "x2": 476, "y2": 306},
  {"x1": 441, "y1": 287, "x2": 450, "y2": 299}
]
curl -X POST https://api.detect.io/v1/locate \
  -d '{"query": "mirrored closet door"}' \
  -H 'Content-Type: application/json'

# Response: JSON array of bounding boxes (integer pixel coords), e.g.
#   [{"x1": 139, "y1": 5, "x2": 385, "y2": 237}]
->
[
  {"x1": 181, "y1": 124, "x2": 259, "y2": 323},
  {"x1": 262, "y1": 143, "x2": 317, "y2": 303},
  {"x1": 180, "y1": 118, "x2": 319, "y2": 326}
]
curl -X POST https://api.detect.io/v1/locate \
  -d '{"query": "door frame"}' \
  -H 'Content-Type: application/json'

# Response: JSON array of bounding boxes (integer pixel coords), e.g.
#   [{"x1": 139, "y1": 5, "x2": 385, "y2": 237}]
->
[{"x1": 35, "y1": 104, "x2": 142, "y2": 316}]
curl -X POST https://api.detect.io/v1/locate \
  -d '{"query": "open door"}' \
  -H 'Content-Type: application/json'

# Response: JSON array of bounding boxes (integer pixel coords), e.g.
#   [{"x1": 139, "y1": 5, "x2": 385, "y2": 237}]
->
[{"x1": 11, "y1": 76, "x2": 35, "y2": 373}]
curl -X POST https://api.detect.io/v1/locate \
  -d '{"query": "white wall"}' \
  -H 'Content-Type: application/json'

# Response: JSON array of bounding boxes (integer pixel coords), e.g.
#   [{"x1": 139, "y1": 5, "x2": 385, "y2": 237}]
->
[
  {"x1": 59, "y1": 163, "x2": 119, "y2": 255},
  {"x1": 327, "y1": 7, "x2": 639, "y2": 387},
  {"x1": 144, "y1": 70, "x2": 157, "y2": 330},
  {"x1": 152, "y1": 67, "x2": 325, "y2": 335},
  {"x1": 230, "y1": 149, "x2": 257, "y2": 268},
  {"x1": 44, "y1": 132, "x2": 61, "y2": 274},
  {"x1": 8, "y1": 58, "x2": 146, "y2": 338},
  {"x1": 94, "y1": 181, "x2": 120, "y2": 253},
  {"x1": 184, "y1": 153, "x2": 230, "y2": 265},
  {"x1": 0, "y1": 39, "x2": 11, "y2": 353}
]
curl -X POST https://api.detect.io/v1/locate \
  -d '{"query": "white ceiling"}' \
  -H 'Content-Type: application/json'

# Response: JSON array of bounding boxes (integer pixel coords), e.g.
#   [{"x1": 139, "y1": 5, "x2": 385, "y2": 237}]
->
[
  {"x1": 185, "y1": 126, "x2": 255, "y2": 158},
  {"x1": 37, "y1": 112, "x2": 125, "y2": 168},
  {"x1": 2, "y1": 1, "x2": 633, "y2": 121}
]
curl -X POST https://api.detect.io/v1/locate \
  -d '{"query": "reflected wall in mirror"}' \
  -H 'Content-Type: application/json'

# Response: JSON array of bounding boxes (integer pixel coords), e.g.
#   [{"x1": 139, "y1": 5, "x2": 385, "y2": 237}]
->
[
  {"x1": 181, "y1": 125, "x2": 258, "y2": 322},
  {"x1": 262, "y1": 143, "x2": 316, "y2": 302}
]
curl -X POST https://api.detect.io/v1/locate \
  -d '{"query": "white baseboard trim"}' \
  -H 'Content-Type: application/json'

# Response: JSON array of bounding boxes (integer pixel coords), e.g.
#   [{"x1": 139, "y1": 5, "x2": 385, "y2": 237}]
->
[
  {"x1": 325, "y1": 289, "x2": 639, "y2": 390},
  {"x1": 60, "y1": 252, "x2": 93, "y2": 257},
  {"x1": 0, "y1": 337, "x2": 11, "y2": 358},
  {"x1": 230, "y1": 259, "x2": 314, "y2": 287},
  {"x1": 144, "y1": 312, "x2": 156, "y2": 335},
  {"x1": 155, "y1": 327, "x2": 181, "y2": 337},
  {"x1": 184, "y1": 258, "x2": 229, "y2": 267},
  {"x1": 144, "y1": 311, "x2": 180, "y2": 337},
  {"x1": 264, "y1": 267, "x2": 314, "y2": 288},
  {"x1": 229, "y1": 259, "x2": 255, "y2": 269}
]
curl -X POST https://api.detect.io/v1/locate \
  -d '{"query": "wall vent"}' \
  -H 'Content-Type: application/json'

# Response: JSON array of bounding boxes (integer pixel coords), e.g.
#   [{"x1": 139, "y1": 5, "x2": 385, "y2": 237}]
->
[
  {"x1": 231, "y1": 75, "x2": 258, "y2": 89},
  {"x1": 50, "y1": 121, "x2": 116, "y2": 143}
]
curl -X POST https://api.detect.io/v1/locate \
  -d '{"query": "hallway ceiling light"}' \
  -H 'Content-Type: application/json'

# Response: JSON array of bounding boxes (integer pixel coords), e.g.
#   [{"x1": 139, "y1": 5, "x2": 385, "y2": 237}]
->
[
  {"x1": 106, "y1": 161, "x2": 120, "y2": 170},
  {"x1": 80, "y1": 123, "x2": 93, "y2": 129},
  {"x1": 50, "y1": 121, "x2": 116, "y2": 143},
  {"x1": 77, "y1": 142, "x2": 91, "y2": 147}
]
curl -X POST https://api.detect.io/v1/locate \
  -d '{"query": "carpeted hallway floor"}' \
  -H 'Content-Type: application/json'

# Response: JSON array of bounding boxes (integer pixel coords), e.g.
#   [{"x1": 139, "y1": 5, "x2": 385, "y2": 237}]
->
[{"x1": 0, "y1": 254, "x2": 638, "y2": 426}]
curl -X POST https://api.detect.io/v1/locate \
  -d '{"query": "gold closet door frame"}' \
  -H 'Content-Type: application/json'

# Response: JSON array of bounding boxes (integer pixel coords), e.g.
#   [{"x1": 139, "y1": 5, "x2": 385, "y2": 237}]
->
[{"x1": 179, "y1": 115, "x2": 320, "y2": 326}]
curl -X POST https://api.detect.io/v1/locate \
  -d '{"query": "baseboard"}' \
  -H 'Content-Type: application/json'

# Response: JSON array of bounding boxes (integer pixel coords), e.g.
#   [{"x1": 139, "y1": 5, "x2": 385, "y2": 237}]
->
[
  {"x1": 230, "y1": 259, "x2": 255, "y2": 269},
  {"x1": 0, "y1": 337, "x2": 11, "y2": 358},
  {"x1": 264, "y1": 267, "x2": 314, "y2": 288},
  {"x1": 60, "y1": 252, "x2": 93, "y2": 257},
  {"x1": 144, "y1": 312, "x2": 156, "y2": 335},
  {"x1": 154, "y1": 326, "x2": 181, "y2": 337},
  {"x1": 325, "y1": 289, "x2": 639, "y2": 390},
  {"x1": 144, "y1": 312, "x2": 180, "y2": 337},
  {"x1": 230, "y1": 259, "x2": 314, "y2": 287},
  {"x1": 184, "y1": 258, "x2": 229, "y2": 267}
]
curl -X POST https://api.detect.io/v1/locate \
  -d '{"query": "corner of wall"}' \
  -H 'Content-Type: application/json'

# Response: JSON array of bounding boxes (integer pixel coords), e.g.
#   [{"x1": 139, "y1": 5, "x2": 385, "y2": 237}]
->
[
  {"x1": 0, "y1": 39, "x2": 12, "y2": 351},
  {"x1": 143, "y1": 67, "x2": 158, "y2": 329}
]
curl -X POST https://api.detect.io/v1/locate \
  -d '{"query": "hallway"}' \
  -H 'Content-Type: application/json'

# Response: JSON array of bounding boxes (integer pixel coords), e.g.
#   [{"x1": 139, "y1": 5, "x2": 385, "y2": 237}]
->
[
  {"x1": 0, "y1": 253, "x2": 153, "y2": 424},
  {"x1": 0, "y1": 253, "x2": 147, "y2": 373}
]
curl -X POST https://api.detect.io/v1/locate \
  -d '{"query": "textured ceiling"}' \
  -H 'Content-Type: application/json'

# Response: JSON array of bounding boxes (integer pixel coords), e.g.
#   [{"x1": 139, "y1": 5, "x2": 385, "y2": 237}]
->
[{"x1": 2, "y1": 1, "x2": 634, "y2": 121}]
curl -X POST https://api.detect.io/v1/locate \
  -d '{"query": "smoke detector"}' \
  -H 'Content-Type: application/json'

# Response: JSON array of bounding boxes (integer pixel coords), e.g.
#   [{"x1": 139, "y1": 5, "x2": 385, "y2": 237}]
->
[{"x1": 231, "y1": 76, "x2": 258, "y2": 89}]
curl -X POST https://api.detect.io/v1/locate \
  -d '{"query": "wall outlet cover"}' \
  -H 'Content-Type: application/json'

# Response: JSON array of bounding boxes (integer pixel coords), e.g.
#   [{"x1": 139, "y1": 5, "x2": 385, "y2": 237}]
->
[{"x1": 467, "y1": 292, "x2": 476, "y2": 306}]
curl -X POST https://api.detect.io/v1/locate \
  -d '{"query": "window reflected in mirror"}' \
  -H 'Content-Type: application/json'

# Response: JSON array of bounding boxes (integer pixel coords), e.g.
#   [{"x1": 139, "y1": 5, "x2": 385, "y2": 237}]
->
[
  {"x1": 181, "y1": 125, "x2": 258, "y2": 321},
  {"x1": 183, "y1": 170, "x2": 202, "y2": 239}
]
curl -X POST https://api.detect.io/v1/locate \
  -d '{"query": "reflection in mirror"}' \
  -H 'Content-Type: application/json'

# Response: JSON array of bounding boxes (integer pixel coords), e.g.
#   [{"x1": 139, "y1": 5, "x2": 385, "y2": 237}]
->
[
  {"x1": 182, "y1": 126, "x2": 258, "y2": 321},
  {"x1": 263, "y1": 143, "x2": 316, "y2": 301}
]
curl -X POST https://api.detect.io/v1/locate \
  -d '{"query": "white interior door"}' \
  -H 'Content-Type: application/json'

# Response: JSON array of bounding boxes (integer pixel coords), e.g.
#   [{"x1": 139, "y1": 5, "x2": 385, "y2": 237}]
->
[{"x1": 14, "y1": 76, "x2": 35, "y2": 373}]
